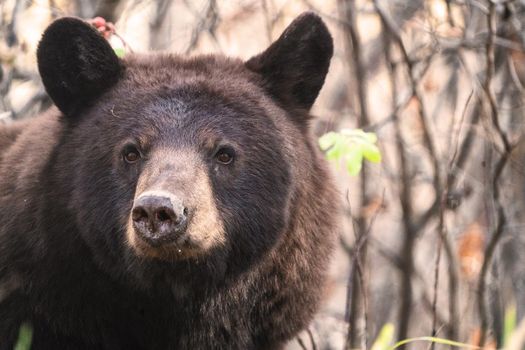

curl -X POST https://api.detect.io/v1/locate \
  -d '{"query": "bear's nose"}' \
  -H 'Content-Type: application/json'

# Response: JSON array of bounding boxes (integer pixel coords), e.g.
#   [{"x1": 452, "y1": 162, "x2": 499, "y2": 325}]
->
[{"x1": 131, "y1": 194, "x2": 188, "y2": 245}]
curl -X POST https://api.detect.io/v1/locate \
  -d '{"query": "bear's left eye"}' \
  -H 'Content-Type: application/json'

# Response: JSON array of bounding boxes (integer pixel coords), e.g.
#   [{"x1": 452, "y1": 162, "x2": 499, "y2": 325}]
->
[
  {"x1": 215, "y1": 147, "x2": 235, "y2": 165},
  {"x1": 122, "y1": 145, "x2": 141, "y2": 164}
]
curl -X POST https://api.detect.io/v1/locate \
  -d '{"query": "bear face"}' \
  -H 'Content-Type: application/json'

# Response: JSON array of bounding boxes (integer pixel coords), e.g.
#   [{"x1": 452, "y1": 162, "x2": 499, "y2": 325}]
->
[
  {"x1": 63, "y1": 66, "x2": 294, "y2": 286},
  {"x1": 35, "y1": 14, "x2": 333, "y2": 290}
]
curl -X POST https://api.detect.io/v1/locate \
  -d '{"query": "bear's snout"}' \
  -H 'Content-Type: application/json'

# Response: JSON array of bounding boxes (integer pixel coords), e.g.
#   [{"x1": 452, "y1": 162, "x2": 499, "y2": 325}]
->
[{"x1": 131, "y1": 192, "x2": 189, "y2": 246}]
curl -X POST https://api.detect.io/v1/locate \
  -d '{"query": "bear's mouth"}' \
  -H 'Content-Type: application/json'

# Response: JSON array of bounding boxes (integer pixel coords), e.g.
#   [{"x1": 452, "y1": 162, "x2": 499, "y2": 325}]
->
[
  {"x1": 133, "y1": 224, "x2": 187, "y2": 248},
  {"x1": 129, "y1": 229, "x2": 205, "y2": 261},
  {"x1": 124, "y1": 214, "x2": 205, "y2": 261}
]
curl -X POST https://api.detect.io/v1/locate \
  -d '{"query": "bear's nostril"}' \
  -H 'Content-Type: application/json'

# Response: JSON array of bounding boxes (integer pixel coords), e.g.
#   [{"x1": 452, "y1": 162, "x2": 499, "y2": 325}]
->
[
  {"x1": 156, "y1": 209, "x2": 172, "y2": 222},
  {"x1": 183, "y1": 207, "x2": 188, "y2": 217},
  {"x1": 132, "y1": 207, "x2": 148, "y2": 222}
]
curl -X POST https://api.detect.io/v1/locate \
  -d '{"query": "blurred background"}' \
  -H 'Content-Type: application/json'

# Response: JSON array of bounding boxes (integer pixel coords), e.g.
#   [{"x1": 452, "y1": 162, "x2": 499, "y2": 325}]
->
[{"x1": 2, "y1": 0, "x2": 525, "y2": 349}]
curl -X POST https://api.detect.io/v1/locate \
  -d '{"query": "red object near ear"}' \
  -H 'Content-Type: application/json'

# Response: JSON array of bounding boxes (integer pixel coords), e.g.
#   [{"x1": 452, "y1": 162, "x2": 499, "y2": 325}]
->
[{"x1": 88, "y1": 16, "x2": 115, "y2": 39}]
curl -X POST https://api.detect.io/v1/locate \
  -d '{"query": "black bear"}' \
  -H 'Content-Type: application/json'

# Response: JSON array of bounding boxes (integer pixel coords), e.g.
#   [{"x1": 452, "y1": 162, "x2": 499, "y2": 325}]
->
[{"x1": 0, "y1": 12, "x2": 338, "y2": 350}]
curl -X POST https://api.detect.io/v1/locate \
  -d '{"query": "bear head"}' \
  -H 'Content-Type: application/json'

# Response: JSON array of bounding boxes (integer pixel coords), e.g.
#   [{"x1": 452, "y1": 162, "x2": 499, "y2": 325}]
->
[{"x1": 36, "y1": 13, "x2": 333, "y2": 288}]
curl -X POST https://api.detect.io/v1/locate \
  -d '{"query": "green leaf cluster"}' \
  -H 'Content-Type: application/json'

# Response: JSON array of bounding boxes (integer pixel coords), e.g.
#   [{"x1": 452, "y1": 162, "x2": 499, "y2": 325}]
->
[{"x1": 319, "y1": 129, "x2": 381, "y2": 176}]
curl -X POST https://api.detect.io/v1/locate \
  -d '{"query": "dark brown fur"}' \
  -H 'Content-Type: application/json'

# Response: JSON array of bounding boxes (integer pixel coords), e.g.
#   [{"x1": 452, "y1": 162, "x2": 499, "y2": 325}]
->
[
  {"x1": 0, "y1": 120, "x2": 28, "y2": 160},
  {"x1": 0, "y1": 13, "x2": 338, "y2": 350}
]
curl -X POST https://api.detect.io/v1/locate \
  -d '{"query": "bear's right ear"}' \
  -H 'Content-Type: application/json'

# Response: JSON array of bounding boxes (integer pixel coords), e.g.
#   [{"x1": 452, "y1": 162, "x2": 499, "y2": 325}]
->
[
  {"x1": 37, "y1": 17, "x2": 121, "y2": 116},
  {"x1": 245, "y1": 12, "x2": 333, "y2": 117}
]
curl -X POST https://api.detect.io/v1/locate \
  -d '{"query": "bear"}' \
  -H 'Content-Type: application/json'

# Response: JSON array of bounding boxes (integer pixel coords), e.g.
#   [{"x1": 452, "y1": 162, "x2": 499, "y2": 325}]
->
[{"x1": 0, "y1": 12, "x2": 338, "y2": 350}]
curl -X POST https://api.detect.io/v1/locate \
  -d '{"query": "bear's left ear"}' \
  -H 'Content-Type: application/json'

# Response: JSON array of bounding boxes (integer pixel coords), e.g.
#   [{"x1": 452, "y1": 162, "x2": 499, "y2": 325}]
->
[
  {"x1": 245, "y1": 12, "x2": 333, "y2": 114},
  {"x1": 37, "y1": 17, "x2": 122, "y2": 116}
]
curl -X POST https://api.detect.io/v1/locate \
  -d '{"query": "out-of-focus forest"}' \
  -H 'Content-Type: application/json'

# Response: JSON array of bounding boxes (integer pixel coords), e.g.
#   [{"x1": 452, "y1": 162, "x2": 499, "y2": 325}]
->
[{"x1": 3, "y1": 0, "x2": 525, "y2": 349}]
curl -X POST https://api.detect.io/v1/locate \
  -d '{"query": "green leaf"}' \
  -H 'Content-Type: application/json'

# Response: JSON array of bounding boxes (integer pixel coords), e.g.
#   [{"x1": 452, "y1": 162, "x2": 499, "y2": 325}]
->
[
  {"x1": 318, "y1": 128, "x2": 382, "y2": 176},
  {"x1": 503, "y1": 303, "x2": 517, "y2": 346},
  {"x1": 361, "y1": 143, "x2": 382, "y2": 163},
  {"x1": 371, "y1": 323, "x2": 395, "y2": 350},
  {"x1": 325, "y1": 141, "x2": 344, "y2": 161},
  {"x1": 391, "y1": 336, "x2": 481, "y2": 349},
  {"x1": 345, "y1": 147, "x2": 363, "y2": 176},
  {"x1": 14, "y1": 323, "x2": 33, "y2": 350},
  {"x1": 114, "y1": 47, "x2": 126, "y2": 58},
  {"x1": 318, "y1": 132, "x2": 337, "y2": 151}
]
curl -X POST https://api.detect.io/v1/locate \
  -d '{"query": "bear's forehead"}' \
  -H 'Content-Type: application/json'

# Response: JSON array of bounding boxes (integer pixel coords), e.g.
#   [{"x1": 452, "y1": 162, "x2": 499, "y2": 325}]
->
[
  {"x1": 104, "y1": 54, "x2": 274, "y2": 126},
  {"x1": 113, "y1": 54, "x2": 268, "y2": 116},
  {"x1": 138, "y1": 94, "x2": 249, "y2": 133},
  {"x1": 116, "y1": 84, "x2": 266, "y2": 126},
  {"x1": 122, "y1": 53, "x2": 252, "y2": 87}
]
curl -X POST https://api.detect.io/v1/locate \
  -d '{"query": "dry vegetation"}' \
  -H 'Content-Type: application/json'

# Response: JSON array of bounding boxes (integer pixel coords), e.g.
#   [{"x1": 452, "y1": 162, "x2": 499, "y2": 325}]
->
[{"x1": 3, "y1": 0, "x2": 525, "y2": 349}]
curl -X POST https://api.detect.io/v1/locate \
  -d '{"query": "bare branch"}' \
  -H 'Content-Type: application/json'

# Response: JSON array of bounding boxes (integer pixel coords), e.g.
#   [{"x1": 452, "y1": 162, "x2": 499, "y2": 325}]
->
[{"x1": 477, "y1": 2, "x2": 515, "y2": 346}]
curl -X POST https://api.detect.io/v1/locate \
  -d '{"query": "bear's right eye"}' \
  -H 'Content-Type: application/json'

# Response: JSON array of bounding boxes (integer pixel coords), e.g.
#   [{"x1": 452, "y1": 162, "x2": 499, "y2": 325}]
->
[
  {"x1": 215, "y1": 147, "x2": 235, "y2": 165},
  {"x1": 122, "y1": 145, "x2": 141, "y2": 164}
]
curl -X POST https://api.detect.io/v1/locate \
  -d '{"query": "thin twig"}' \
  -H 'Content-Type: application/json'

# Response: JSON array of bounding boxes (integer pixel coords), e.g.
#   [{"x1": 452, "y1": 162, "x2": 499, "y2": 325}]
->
[
  {"x1": 370, "y1": 238, "x2": 450, "y2": 329},
  {"x1": 441, "y1": 90, "x2": 477, "y2": 345},
  {"x1": 185, "y1": 0, "x2": 220, "y2": 54},
  {"x1": 341, "y1": 189, "x2": 384, "y2": 350},
  {"x1": 430, "y1": 223, "x2": 444, "y2": 350},
  {"x1": 306, "y1": 328, "x2": 317, "y2": 350},
  {"x1": 296, "y1": 336, "x2": 308, "y2": 350},
  {"x1": 379, "y1": 10, "x2": 414, "y2": 347},
  {"x1": 445, "y1": 0, "x2": 456, "y2": 27},
  {"x1": 482, "y1": 2, "x2": 512, "y2": 154},
  {"x1": 339, "y1": 0, "x2": 371, "y2": 348},
  {"x1": 261, "y1": 0, "x2": 273, "y2": 44},
  {"x1": 477, "y1": 2, "x2": 514, "y2": 346},
  {"x1": 374, "y1": 1, "x2": 445, "y2": 344}
]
